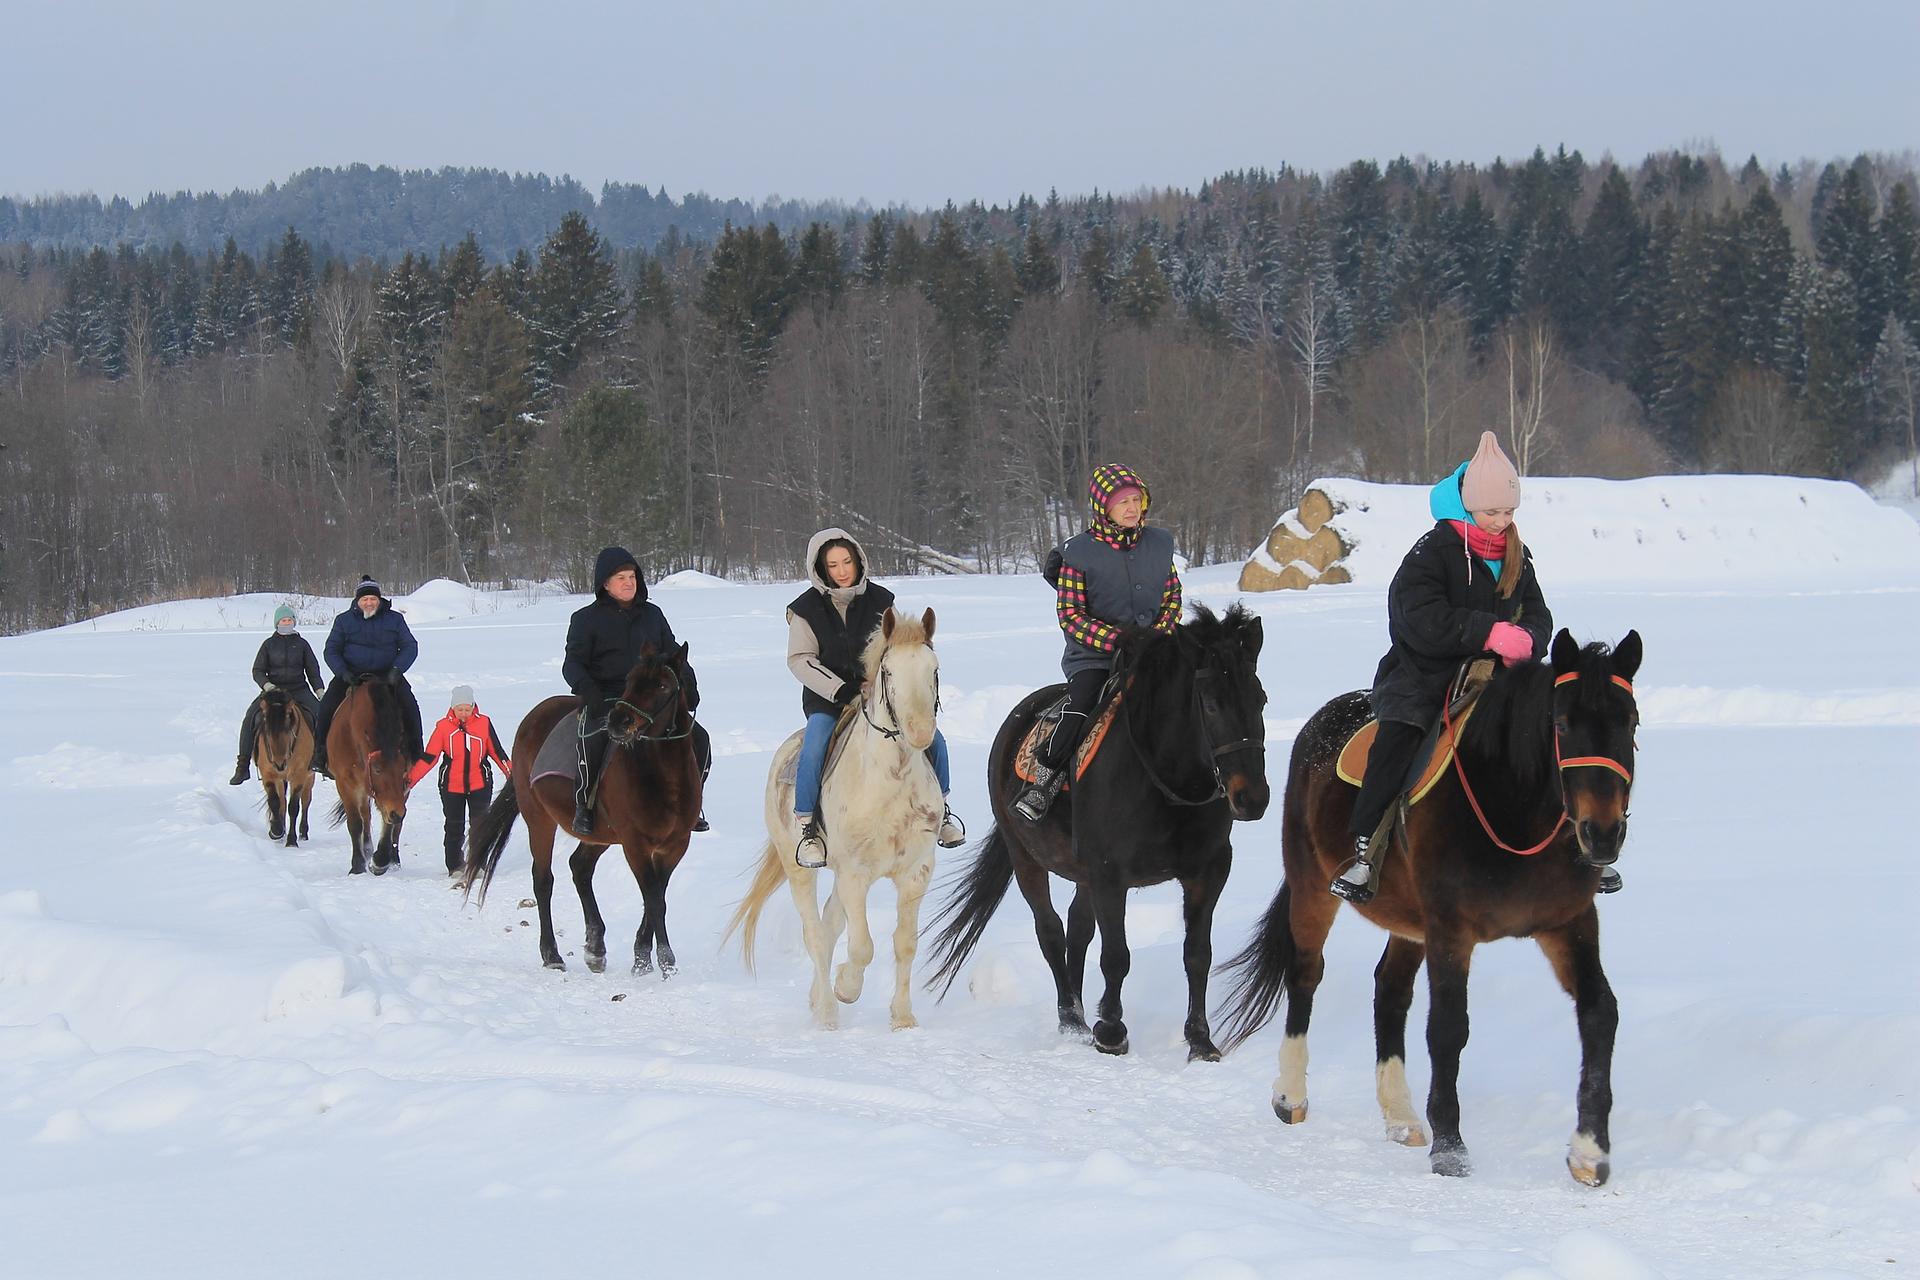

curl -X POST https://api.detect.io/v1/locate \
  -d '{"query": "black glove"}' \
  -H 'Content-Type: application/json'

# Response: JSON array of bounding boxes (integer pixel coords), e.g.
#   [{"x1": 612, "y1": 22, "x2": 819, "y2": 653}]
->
[
  {"x1": 1043, "y1": 546, "x2": 1064, "y2": 589},
  {"x1": 580, "y1": 691, "x2": 607, "y2": 721},
  {"x1": 833, "y1": 681, "x2": 861, "y2": 707}
]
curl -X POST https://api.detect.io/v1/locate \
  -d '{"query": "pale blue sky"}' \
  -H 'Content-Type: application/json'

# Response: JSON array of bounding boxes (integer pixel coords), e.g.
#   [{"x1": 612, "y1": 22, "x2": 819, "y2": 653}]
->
[{"x1": 6, "y1": 0, "x2": 1916, "y2": 205}]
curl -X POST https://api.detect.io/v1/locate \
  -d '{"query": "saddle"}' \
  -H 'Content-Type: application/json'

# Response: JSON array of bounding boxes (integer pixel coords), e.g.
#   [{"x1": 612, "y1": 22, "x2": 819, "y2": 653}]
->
[
  {"x1": 1012, "y1": 678, "x2": 1127, "y2": 788},
  {"x1": 531, "y1": 709, "x2": 586, "y2": 785},
  {"x1": 1336, "y1": 658, "x2": 1494, "y2": 809}
]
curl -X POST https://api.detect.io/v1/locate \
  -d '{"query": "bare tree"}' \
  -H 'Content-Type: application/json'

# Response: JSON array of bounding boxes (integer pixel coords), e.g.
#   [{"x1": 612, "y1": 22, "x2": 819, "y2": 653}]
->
[
  {"x1": 1504, "y1": 314, "x2": 1561, "y2": 474},
  {"x1": 1703, "y1": 366, "x2": 1818, "y2": 474}
]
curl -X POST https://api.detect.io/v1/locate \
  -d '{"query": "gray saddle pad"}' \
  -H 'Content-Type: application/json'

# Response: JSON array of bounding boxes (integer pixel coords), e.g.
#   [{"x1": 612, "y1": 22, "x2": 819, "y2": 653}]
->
[{"x1": 532, "y1": 710, "x2": 584, "y2": 784}]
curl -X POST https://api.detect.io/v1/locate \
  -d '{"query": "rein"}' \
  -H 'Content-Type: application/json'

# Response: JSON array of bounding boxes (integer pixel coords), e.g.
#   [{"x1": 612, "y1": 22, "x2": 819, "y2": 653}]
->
[
  {"x1": 610, "y1": 667, "x2": 696, "y2": 745},
  {"x1": 1122, "y1": 663, "x2": 1262, "y2": 808},
  {"x1": 1442, "y1": 670, "x2": 1635, "y2": 856},
  {"x1": 259, "y1": 689, "x2": 300, "y2": 775}
]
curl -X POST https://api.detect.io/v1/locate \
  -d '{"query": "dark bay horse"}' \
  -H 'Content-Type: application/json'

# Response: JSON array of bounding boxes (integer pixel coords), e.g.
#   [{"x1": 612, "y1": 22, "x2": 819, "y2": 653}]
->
[
  {"x1": 327, "y1": 676, "x2": 412, "y2": 875},
  {"x1": 463, "y1": 643, "x2": 702, "y2": 977},
  {"x1": 252, "y1": 686, "x2": 315, "y2": 847},
  {"x1": 925, "y1": 604, "x2": 1270, "y2": 1059},
  {"x1": 1215, "y1": 629, "x2": 1641, "y2": 1186}
]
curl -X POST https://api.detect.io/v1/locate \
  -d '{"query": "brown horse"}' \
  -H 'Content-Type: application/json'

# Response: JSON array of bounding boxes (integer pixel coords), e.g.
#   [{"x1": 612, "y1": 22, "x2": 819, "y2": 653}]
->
[
  {"x1": 462, "y1": 643, "x2": 702, "y2": 977},
  {"x1": 326, "y1": 677, "x2": 413, "y2": 875},
  {"x1": 1216, "y1": 629, "x2": 1641, "y2": 1187},
  {"x1": 252, "y1": 686, "x2": 316, "y2": 847}
]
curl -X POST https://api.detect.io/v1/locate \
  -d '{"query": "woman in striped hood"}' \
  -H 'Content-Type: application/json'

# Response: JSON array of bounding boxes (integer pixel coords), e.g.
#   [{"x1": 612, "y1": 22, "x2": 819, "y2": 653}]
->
[{"x1": 1014, "y1": 463, "x2": 1182, "y2": 821}]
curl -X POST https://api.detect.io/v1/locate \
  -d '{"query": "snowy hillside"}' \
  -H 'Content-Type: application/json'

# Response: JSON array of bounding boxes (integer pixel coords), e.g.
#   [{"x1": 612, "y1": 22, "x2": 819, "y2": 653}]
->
[
  {"x1": 1246, "y1": 473, "x2": 1920, "y2": 590},
  {"x1": 3, "y1": 506, "x2": 1918, "y2": 1277}
]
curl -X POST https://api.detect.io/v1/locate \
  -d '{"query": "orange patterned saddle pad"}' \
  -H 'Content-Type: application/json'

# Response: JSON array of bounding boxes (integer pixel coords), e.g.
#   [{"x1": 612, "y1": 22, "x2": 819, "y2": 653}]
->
[{"x1": 1013, "y1": 686, "x2": 1126, "y2": 788}]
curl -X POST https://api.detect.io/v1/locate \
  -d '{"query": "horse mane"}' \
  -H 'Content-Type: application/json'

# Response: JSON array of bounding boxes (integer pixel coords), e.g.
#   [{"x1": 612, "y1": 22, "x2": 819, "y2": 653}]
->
[
  {"x1": 363, "y1": 680, "x2": 409, "y2": 758},
  {"x1": 1113, "y1": 601, "x2": 1255, "y2": 669},
  {"x1": 861, "y1": 609, "x2": 931, "y2": 681},
  {"x1": 1470, "y1": 638, "x2": 1622, "y2": 791}
]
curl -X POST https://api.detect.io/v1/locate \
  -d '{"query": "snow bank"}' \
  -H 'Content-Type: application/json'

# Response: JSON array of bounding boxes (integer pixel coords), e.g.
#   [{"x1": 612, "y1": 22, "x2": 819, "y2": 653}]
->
[
  {"x1": 654, "y1": 569, "x2": 736, "y2": 590},
  {"x1": 1244, "y1": 474, "x2": 1920, "y2": 590}
]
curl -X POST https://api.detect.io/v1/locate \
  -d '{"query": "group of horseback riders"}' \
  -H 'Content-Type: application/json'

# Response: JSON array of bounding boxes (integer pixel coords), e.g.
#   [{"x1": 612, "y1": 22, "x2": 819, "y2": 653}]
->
[{"x1": 228, "y1": 430, "x2": 1613, "y2": 898}]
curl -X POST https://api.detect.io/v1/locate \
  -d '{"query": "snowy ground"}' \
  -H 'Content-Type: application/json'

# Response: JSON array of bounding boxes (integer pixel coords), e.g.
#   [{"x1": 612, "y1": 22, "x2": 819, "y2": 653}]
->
[{"x1": 3, "y1": 517, "x2": 1917, "y2": 1277}]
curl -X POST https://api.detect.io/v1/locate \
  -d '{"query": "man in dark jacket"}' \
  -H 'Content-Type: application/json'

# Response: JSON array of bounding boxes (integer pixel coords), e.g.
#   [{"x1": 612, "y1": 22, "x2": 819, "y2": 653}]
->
[
  {"x1": 313, "y1": 576, "x2": 426, "y2": 773},
  {"x1": 230, "y1": 605, "x2": 326, "y2": 784},
  {"x1": 561, "y1": 546, "x2": 712, "y2": 835}
]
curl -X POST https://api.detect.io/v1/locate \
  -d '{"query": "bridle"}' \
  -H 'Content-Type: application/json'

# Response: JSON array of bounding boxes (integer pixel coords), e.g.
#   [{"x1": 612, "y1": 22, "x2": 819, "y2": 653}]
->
[
  {"x1": 610, "y1": 666, "x2": 696, "y2": 745},
  {"x1": 1443, "y1": 670, "x2": 1636, "y2": 856},
  {"x1": 859, "y1": 657, "x2": 939, "y2": 744},
  {"x1": 1123, "y1": 659, "x2": 1264, "y2": 808},
  {"x1": 259, "y1": 688, "x2": 299, "y2": 775}
]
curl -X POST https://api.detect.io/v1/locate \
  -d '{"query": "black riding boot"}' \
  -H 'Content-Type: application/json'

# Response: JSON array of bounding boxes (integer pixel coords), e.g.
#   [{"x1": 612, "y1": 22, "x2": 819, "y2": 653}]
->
[
  {"x1": 1331, "y1": 834, "x2": 1377, "y2": 904},
  {"x1": 1013, "y1": 765, "x2": 1066, "y2": 822},
  {"x1": 575, "y1": 713, "x2": 609, "y2": 834},
  {"x1": 232, "y1": 702, "x2": 260, "y2": 784}
]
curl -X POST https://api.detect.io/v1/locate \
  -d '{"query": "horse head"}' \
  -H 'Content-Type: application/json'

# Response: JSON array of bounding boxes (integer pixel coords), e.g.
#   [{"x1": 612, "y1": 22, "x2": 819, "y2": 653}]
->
[
  {"x1": 609, "y1": 642, "x2": 693, "y2": 747},
  {"x1": 257, "y1": 687, "x2": 302, "y2": 770},
  {"x1": 359, "y1": 678, "x2": 412, "y2": 827},
  {"x1": 1178, "y1": 603, "x2": 1271, "y2": 821},
  {"x1": 863, "y1": 607, "x2": 939, "y2": 752},
  {"x1": 1548, "y1": 629, "x2": 1642, "y2": 867}
]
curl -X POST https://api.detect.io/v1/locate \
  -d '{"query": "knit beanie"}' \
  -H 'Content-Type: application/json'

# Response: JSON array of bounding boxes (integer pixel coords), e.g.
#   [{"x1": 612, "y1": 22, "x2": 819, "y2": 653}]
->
[
  {"x1": 273, "y1": 605, "x2": 297, "y2": 631},
  {"x1": 450, "y1": 684, "x2": 476, "y2": 709},
  {"x1": 354, "y1": 575, "x2": 383, "y2": 602},
  {"x1": 1459, "y1": 431, "x2": 1521, "y2": 512}
]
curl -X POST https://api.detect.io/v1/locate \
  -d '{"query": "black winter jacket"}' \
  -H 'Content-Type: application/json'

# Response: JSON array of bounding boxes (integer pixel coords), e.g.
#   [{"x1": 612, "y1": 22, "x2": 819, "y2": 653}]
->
[
  {"x1": 1370, "y1": 521, "x2": 1552, "y2": 726},
  {"x1": 562, "y1": 548, "x2": 691, "y2": 709},
  {"x1": 252, "y1": 632, "x2": 324, "y2": 693}
]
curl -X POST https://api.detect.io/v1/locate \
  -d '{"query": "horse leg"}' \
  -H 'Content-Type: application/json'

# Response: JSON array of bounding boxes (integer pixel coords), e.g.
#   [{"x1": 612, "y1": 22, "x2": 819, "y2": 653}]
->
[
  {"x1": 346, "y1": 793, "x2": 367, "y2": 875},
  {"x1": 296, "y1": 776, "x2": 311, "y2": 842},
  {"x1": 1538, "y1": 909, "x2": 1617, "y2": 1187},
  {"x1": 886, "y1": 855, "x2": 933, "y2": 1031},
  {"x1": 634, "y1": 853, "x2": 679, "y2": 979},
  {"x1": 526, "y1": 819, "x2": 564, "y2": 970},
  {"x1": 785, "y1": 868, "x2": 838, "y2": 1029},
  {"x1": 1063, "y1": 886, "x2": 1095, "y2": 1035},
  {"x1": 1009, "y1": 851, "x2": 1084, "y2": 1038},
  {"x1": 1272, "y1": 880, "x2": 1337, "y2": 1124},
  {"x1": 1423, "y1": 927, "x2": 1477, "y2": 1176},
  {"x1": 832, "y1": 869, "x2": 875, "y2": 1005},
  {"x1": 1090, "y1": 883, "x2": 1131, "y2": 1055},
  {"x1": 283, "y1": 781, "x2": 301, "y2": 848},
  {"x1": 1373, "y1": 936, "x2": 1429, "y2": 1146},
  {"x1": 570, "y1": 844, "x2": 607, "y2": 973},
  {"x1": 1178, "y1": 855, "x2": 1232, "y2": 1062},
  {"x1": 262, "y1": 777, "x2": 284, "y2": 840}
]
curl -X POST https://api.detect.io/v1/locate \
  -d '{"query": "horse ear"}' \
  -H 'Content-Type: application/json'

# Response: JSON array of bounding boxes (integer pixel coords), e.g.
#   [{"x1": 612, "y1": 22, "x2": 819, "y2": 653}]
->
[
  {"x1": 1549, "y1": 627, "x2": 1580, "y2": 671},
  {"x1": 882, "y1": 607, "x2": 897, "y2": 639},
  {"x1": 1613, "y1": 630, "x2": 1642, "y2": 681},
  {"x1": 674, "y1": 640, "x2": 690, "y2": 667},
  {"x1": 921, "y1": 607, "x2": 936, "y2": 642},
  {"x1": 1242, "y1": 615, "x2": 1264, "y2": 660}
]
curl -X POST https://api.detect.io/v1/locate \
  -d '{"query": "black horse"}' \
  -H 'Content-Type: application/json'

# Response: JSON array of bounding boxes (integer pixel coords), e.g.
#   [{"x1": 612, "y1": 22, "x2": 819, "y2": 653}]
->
[
  {"x1": 1215, "y1": 629, "x2": 1641, "y2": 1186},
  {"x1": 925, "y1": 604, "x2": 1270, "y2": 1060}
]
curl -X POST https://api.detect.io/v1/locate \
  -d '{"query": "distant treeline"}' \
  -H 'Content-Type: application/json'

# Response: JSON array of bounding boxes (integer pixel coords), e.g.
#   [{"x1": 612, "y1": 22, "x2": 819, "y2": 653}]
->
[
  {"x1": 0, "y1": 164, "x2": 855, "y2": 260},
  {"x1": 2, "y1": 146, "x2": 1917, "y2": 635}
]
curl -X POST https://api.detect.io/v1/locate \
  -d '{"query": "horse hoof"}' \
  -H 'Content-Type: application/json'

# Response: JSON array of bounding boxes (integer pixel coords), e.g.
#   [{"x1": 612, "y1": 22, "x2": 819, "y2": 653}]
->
[
  {"x1": 1431, "y1": 1145, "x2": 1472, "y2": 1178},
  {"x1": 658, "y1": 961, "x2": 677, "y2": 980},
  {"x1": 1274, "y1": 1098, "x2": 1308, "y2": 1124},
  {"x1": 1187, "y1": 1041, "x2": 1223, "y2": 1063},
  {"x1": 1568, "y1": 1132, "x2": 1610, "y2": 1186},
  {"x1": 632, "y1": 959, "x2": 654, "y2": 978},
  {"x1": 1093, "y1": 1022, "x2": 1129, "y2": 1055},
  {"x1": 585, "y1": 953, "x2": 606, "y2": 974},
  {"x1": 1387, "y1": 1124, "x2": 1428, "y2": 1148},
  {"x1": 369, "y1": 862, "x2": 387, "y2": 877},
  {"x1": 543, "y1": 957, "x2": 566, "y2": 971},
  {"x1": 1058, "y1": 1017, "x2": 1094, "y2": 1043},
  {"x1": 891, "y1": 1013, "x2": 918, "y2": 1031},
  {"x1": 349, "y1": 864, "x2": 365, "y2": 875}
]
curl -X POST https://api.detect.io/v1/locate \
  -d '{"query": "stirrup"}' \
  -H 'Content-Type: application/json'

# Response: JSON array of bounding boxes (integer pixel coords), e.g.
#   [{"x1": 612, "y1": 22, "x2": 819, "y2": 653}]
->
[
  {"x1": 795, "y1": 818, "x2": 827, "y2": 869},
  {"x1": 1596, "y1": 865, "x2": 1623, "y2": 894},
  {"x1": 937, "y1": 805, "x2": 966, "y2": 849},
  {"x1": 1013, "y1": 766, "x2": 1064, "y2": 822},
  {"x1": 572, "y1": 803, "x2": 595, "y2": 835},
  {"x1": 1330, "y1": 837, "x2": 1376, "y2": 904}
]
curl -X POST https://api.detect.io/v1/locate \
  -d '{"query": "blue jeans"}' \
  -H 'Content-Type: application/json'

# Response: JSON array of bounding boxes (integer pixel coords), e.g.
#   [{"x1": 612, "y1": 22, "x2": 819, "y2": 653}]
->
[{"x1": 794, "y1": 712, "x2": 951, "y2": 815}]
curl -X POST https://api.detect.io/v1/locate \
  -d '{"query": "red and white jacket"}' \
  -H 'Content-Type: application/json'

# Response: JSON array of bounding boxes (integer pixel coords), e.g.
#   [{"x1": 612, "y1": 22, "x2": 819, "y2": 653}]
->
[{"x1": 408, "y1": 711, "x2": 511, "y2": 794}]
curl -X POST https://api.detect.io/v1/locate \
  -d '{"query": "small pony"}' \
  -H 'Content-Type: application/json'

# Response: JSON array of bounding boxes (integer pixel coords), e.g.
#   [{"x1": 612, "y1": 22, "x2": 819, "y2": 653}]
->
[
  {"x1": 728, "y1": 608, "x2": 943, "y2": 1031},
  {"x1": 252, "y1": 686, "x2": 315, "y2": 847}
]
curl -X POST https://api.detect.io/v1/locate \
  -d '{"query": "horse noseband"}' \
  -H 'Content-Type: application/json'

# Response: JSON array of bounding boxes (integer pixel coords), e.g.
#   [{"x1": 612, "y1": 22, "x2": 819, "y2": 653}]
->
[{"x1": 610, "y1": 667, "x2": 694, "y2": 746}]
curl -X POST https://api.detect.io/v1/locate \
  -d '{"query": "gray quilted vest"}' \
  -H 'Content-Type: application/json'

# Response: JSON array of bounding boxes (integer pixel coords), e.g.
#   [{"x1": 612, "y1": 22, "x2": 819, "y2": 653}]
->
[{"x1": 1059, "y1": 524, "x2": 1175, "y2": 677}]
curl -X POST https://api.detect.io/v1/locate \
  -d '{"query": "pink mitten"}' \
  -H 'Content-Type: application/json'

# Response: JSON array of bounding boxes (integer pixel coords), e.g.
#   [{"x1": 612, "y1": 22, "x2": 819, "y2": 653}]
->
[{"x1": 1485, "y1": 621, "x2": 1533, "y2": 666}]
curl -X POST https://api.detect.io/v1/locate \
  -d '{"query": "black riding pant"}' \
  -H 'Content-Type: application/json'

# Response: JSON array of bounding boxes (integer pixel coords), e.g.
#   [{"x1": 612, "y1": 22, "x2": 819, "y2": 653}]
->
[
  {"x1": 1037, "y1": 668, "x2": 1109, "y2": 771},
  {"x1": 1349, "y1": 719, "x2": 1425, "y2": 840},
  {"x1": 576, "y1": 713, "x2": 713, "y2": 811},
  {"x1": 238, "y1": 687, "x2": 320, "y2": 762},
  {"x1": 441, "y1": 783, "x2": 491, "y2": 869},
  {"x1": 316, "y1": 674, "x2": 425, "y2": 761}
]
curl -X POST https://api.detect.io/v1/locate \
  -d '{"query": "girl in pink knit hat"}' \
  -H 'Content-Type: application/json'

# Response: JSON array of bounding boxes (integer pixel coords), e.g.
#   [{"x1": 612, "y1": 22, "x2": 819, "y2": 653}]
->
[{"x1": 1331, "y1": 432, "x2": 1615, "y2": 903}]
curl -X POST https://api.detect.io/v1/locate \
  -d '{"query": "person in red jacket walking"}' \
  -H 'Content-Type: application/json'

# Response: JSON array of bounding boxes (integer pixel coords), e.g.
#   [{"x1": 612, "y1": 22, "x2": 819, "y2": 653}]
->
[{"x1": 408, "y1": 685, "x2": 511, "y2": 875}]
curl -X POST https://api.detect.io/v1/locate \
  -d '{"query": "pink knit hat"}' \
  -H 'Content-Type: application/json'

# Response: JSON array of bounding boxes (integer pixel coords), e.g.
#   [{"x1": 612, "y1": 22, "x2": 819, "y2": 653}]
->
[{"x1": 1460, "y1": 431, "x2": 1521, "y2": 511}]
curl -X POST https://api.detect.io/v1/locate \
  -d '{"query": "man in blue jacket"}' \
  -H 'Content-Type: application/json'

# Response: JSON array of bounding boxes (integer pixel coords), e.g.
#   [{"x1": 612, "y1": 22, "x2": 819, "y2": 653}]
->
[{"x1": 313, "y1": 575, "x2": 425, "y2": 775}]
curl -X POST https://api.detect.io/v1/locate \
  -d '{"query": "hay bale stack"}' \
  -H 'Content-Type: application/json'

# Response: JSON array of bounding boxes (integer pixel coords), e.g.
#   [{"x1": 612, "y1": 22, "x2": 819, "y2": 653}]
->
[{"x1": 1241, "y1": 486, "x2": 1355, "y2": 592}]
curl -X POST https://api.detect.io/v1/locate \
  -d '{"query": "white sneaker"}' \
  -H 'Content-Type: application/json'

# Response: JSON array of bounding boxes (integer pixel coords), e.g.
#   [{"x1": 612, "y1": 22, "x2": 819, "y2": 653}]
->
[{"x1": 937, "y1": 806, "x2": 966, "y2": 849}]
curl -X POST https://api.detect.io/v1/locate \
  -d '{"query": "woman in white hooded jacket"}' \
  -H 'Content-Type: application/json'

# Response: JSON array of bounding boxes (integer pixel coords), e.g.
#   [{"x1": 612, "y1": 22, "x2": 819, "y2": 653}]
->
[{"x1": 786, "y1": 528, "x2": 965, "y2": 867}]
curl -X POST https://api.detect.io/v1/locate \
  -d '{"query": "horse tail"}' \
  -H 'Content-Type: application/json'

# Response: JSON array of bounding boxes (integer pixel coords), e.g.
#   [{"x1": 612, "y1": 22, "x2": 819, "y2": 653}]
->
[
  {"x1": 328, "y1": 799, "x2": 347, "y2": 828},
  {"x1": 459, "y1": 778, "x2": 520, "y2": 907},
  {"x1": 721, "y1": 839, "x2": 787, "y2": 973},
  {"x1": 1213, "y1": 879, "x2": 1297, "y2": 1052},
  {"x1": 922, "y1": 824, "x2": 1015, "y2": 1000}
]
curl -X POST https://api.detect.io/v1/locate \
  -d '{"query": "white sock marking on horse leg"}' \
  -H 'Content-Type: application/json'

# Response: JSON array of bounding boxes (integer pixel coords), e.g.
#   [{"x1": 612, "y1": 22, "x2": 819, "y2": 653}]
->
[
  {"x1": 1376, "y1": 1057, "x2": 1425, "y2": 1144},
  {"x1": 1272, "y1": 1035, "x2": 1308, "y2": 1115},
  {"x1": 1569, "y1": 1130, "x2": 1606, "y2": 1169}
]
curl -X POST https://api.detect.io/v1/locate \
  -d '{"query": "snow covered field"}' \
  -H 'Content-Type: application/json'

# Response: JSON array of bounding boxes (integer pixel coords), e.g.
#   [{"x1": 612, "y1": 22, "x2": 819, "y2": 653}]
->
[{"x1": 3, "y1": 496, "x2": 1918, "y2": 1278}]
